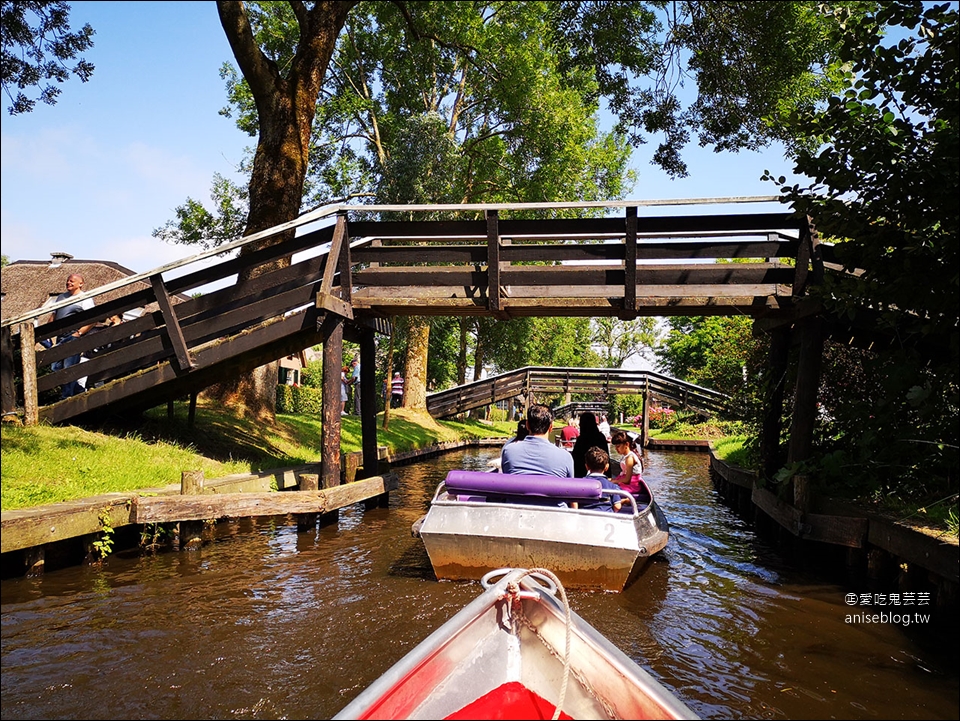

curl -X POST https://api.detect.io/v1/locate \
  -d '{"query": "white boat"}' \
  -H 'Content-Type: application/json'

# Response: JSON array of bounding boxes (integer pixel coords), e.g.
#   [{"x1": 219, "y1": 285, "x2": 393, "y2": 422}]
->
[
  {"x1": 416, "y1": 470, "x2": 669, "y2": 592},
  {"x1": 333, "y1": 568, "x2": 697, "y2": 720}
]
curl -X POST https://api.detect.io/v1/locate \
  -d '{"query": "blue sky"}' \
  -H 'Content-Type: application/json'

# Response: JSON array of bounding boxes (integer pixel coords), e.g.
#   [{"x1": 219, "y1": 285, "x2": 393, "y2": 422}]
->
[{"x1": 2, "y1": 1, "x2": 806, "y2": 275}]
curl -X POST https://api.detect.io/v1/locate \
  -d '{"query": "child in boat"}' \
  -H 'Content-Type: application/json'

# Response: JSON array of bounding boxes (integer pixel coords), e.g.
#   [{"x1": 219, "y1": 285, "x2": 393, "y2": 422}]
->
[
  {"x1": 578, "y1": 446, "x2": 623, "y2": 513},
  {"x1": 611, "y1": 429, "x2": 644, "y2": 496}
]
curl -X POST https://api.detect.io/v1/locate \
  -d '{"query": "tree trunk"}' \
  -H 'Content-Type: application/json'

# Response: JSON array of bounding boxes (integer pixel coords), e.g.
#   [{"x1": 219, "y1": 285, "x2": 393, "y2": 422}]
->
[
  {"x1": 457, "y1": 318, "x2": 468, "y2": 386},
  {"x1": 402, "y1": 317, "x2": 430, "y2": 409},
  {"x1": 473, "y1": 332, "x2": 485, "y2": 382},
  {"x1": 213, "y1": 1, "x2": 356, "y2": 420}
]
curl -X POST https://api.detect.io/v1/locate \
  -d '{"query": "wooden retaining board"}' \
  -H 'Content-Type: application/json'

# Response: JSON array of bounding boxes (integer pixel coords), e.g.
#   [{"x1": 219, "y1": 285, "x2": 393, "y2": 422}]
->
[
  {"x1": 1, "y1": 473, "x2": 397, "y2": 555},
  {"x1": 133, "y1": 474, "x2": 398, "y2": 524}
]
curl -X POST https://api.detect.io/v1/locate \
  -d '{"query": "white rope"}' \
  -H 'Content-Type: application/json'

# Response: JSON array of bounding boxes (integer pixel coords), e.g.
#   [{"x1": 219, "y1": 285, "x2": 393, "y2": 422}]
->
[{"x1": 509, "y1": 568, "x2": 573, "y2": 721}]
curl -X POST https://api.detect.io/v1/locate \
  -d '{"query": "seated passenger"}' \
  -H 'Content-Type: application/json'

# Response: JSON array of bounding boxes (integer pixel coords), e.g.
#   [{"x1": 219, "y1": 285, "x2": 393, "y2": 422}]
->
[
  {"x1": 577, "y1": 447, "x2": 623, "y2": 513},
  {"x1": 501, "y1": 404, "x2": 574, "y2": 477},
  {"x1": 611, "y1": 429, "x2": 644, "y2": 496}
]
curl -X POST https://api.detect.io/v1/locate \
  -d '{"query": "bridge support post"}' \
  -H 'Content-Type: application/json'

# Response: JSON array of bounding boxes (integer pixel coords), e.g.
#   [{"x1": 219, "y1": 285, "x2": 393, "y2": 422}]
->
[
  {"x1": 179, "y1": 470, "x2": 205, "y2": 550},
  {"x1": 640, "y1": 383, "x2": 650, "y2": 448},
  {"x1": 1, "y1": 325, "x2": 16, "y2": 419},
  {"x1": 358, "y1": 326, "x2": 387, "y2": 507},
  {"x1": 787, "y1": 317, "x2": 824, "y2": 467},
  {"x1": 320, "y1": 316, "x2": 344, "y2": 526},
  {"x1": 19, "y1": 322, "x2": 38, "y2": 426}
]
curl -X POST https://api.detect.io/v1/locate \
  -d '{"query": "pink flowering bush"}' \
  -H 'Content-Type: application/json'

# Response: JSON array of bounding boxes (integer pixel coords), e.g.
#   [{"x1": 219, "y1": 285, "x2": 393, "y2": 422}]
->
[{"x1": 632, "y1": 406, "x2": 676, "y2": 429}]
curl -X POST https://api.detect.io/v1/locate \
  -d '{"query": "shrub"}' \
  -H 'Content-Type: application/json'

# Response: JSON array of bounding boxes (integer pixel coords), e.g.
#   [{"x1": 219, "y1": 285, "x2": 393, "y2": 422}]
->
[
  {"x1": 633, "y1": 406, "x2": 676, "y2": 429},
  {"x1": 276, "y1": 385, "x2": 324, "y2": 414}
]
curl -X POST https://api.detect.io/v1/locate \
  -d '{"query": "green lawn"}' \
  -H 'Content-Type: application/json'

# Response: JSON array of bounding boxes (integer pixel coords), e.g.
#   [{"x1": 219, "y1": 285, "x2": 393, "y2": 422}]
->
[{"x1": 1, "y1": 403, "x2": 514, "y2": 511}]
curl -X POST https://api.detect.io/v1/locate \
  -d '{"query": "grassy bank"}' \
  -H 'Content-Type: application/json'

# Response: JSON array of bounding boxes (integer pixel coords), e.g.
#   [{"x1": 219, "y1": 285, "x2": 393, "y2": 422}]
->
[{"x1": 0, "y1": 402, "x2": 514, "y2": 512}]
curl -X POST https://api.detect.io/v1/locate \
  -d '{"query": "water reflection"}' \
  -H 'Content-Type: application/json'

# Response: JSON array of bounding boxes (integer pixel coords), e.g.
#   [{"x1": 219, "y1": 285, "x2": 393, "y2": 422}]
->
[{"x1": 1, "y1": 448, "x2": 956, "y2": 720}]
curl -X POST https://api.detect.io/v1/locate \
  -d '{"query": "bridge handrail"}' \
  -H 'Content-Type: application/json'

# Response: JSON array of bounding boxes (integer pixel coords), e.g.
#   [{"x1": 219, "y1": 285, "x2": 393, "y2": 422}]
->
[
  {"x1": 425, "y1": 366, "x2": 730, "y2": 419},
  {"x1": 426, "y1": 366, "x2": 729, "y2": 401}
]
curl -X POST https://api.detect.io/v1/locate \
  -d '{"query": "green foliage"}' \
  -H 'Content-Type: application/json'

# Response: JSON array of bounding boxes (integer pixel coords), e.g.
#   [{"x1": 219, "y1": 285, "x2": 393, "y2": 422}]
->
[
  {"x1": 90, "y1": 507, "x2": 114, "y2": 561},
  {"x1": 591, "y1": 317, "x2": 658, "y2": 368},
  {"x1": 656, "y1": 316, "x2": 765, "y2": 400},
  {"x1": 947, "y1": 506, "x2": 959, "y2": 537},
  {"x1": 486, "y1": 317, "x2": 599, "y2": 373},
  {"x1": 299, "y1": 358, "x2": 324, "y2": 389},
  {"x1": 139, "y1": 522, "x2": 173, "y2": 552},
  {"x1": 152, "y1": 173, "x2": 248, "y2": 249},
  {"x1": 0, "y1": 0, "x2": 95, "y2": 115},
  {"x1": 711, "y1": 434, "x2": 757, "y2": 469},
  {"x1": 275, "y1": 384, "x2": 324, "y2": 414},
  {"x1": 552, "y1": 1, "x2": 845, "y2": 176},
  {"x1": 1, "y1": 403, "x2": 516, "y2": 512},
  {"x1": 768, "y1": 1, "x2": 959, "y2": 501},
  {"x1": 0, "y1": 423, "x2": 250, "y2": 511}
]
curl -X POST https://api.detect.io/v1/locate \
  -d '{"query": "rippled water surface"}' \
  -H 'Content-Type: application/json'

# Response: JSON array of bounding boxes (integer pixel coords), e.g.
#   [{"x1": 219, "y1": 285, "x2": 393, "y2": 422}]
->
[{"x1": 2, "y1": 449, "x2": 957, "y2": 719}]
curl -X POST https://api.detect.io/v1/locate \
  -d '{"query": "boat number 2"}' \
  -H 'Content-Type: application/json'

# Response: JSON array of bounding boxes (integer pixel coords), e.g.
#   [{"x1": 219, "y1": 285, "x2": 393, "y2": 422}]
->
[{"x1": 604, "y1": 523, "x2": 615, "y2": 543}]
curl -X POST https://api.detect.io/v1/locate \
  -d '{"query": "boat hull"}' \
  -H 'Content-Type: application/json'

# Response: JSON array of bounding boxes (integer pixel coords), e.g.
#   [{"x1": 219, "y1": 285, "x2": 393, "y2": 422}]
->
[
  {"x1": 333, "y1": 569, "x2": 696, "y2": 720},
  {"x1": 420, "y1": 497, "x2": 669, "y2": 592}
]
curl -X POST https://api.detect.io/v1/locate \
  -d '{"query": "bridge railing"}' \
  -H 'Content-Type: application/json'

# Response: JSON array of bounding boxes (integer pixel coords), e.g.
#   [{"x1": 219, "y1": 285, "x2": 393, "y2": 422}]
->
[
  {"x1": 348, "y1": 209, "x2": 808, "y2": 318},
  {"x1": 425, "y1": 366, "x2": 729, "y2": 419},
  {"x1": 2, "y1": 219, "x2": 376, "y2": 424}
]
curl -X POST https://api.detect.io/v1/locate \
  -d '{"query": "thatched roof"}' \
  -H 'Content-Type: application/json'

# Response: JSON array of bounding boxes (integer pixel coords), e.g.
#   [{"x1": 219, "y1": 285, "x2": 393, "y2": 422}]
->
[{"x1": 1, "y1": 255, "x2": 185, "y2": 328}]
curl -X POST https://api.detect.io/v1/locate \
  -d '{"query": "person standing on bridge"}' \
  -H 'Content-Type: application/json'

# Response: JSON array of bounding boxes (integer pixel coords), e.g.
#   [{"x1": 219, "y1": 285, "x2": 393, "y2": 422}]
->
[
  {"x1": 42, "y1": 273, "x2": 96, "y2": 399},
  {"x1": 501, "y1": 404, "x2": 573, "y2": 477}
]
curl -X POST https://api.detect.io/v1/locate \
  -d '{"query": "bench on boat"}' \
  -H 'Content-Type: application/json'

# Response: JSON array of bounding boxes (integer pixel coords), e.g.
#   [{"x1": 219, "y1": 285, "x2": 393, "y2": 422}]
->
[
  {"x1": 442, "y1": 470, "x2": 603, "y2": 506},
  {"x1": 442, "y1": 470, "x2": 650, "y2": 509}
]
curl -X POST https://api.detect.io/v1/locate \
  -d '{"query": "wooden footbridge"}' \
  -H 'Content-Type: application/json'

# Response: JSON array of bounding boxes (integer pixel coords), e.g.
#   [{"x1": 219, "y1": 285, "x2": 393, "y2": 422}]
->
[
  {"x1": 2, "y1": 197, "x2": 848, "y2": 489},
  {"x1": 426, "y1": 365, "x2": 728, "y2": 427}
]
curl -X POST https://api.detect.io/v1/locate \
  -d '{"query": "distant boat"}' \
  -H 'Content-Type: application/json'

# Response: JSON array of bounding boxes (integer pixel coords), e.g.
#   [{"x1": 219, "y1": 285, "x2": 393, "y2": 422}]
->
[
  {"x1": 333, "y1": 568, "x2": 697, "y2": 720},
  {"x1": 414, "y1": 470, "x2": 669, "y2": 592}
]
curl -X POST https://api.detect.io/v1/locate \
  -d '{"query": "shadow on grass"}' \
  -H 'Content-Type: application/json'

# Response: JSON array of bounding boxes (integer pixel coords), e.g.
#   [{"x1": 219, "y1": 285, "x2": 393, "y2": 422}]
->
[{"x1": 98, "y1": 405, "x2": 307, "y2": 469}]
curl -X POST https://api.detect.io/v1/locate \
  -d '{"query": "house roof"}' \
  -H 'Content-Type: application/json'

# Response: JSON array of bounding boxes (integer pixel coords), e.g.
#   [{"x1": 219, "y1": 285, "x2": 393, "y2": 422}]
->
[{"x1": 1, "y1": 257, "x2": 185, "y2": 326}]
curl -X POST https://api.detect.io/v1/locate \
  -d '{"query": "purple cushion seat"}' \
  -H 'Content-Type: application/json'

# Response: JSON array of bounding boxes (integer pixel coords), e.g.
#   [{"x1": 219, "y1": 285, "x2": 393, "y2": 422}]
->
[{"x1": 444, "y1": 470, "x2": 602, "y2": 500}]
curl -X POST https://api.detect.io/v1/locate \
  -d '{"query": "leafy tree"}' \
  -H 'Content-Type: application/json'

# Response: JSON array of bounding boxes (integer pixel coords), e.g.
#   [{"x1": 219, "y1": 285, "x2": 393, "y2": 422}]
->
[
  {"x1": 1, "y1": 254, "x2": 9, "y2": 267},
  {"x1": 159, "y1": 1, "x2": 849, "y2": 248},
  {"x1": 158, "y1": 1, "x2": 855, "y2": 415},
  {"x1": 767, "y1": 1, "x2": 959, "y2": 500},
  {"x1": 591, "y1": 317, "x2": 658, "y2": 368},
  {"x1": 656, "y1": 316, "x2": 763, "y2": 396},
  {"x1": 1, "y1": 0, "x2": 94, "y2": 115}
]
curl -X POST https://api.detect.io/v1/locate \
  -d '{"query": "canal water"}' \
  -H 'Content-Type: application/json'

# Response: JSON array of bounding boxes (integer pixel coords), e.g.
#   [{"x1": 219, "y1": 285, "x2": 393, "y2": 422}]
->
[{"x1": 1, "y1": 448, "x2": 957, "y2": 720}]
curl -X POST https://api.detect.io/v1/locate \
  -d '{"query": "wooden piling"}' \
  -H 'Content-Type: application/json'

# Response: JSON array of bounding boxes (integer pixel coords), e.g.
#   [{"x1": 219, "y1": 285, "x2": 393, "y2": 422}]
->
[
  {"x1": 1, "y1": 324, "x2": 16, "y2": 417},
  {"x1": 179, "y1": 470, "x2": 205, "y2": 550},
  {"x1": 19, "y1": 322, "x2": 38, "y2": 426},
  {"x1": 321, "y1": 316, "x2": 344, "y2": 527},
  {"x1": 297, "y1": 473, "x2": 319, "y2": 532}
]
